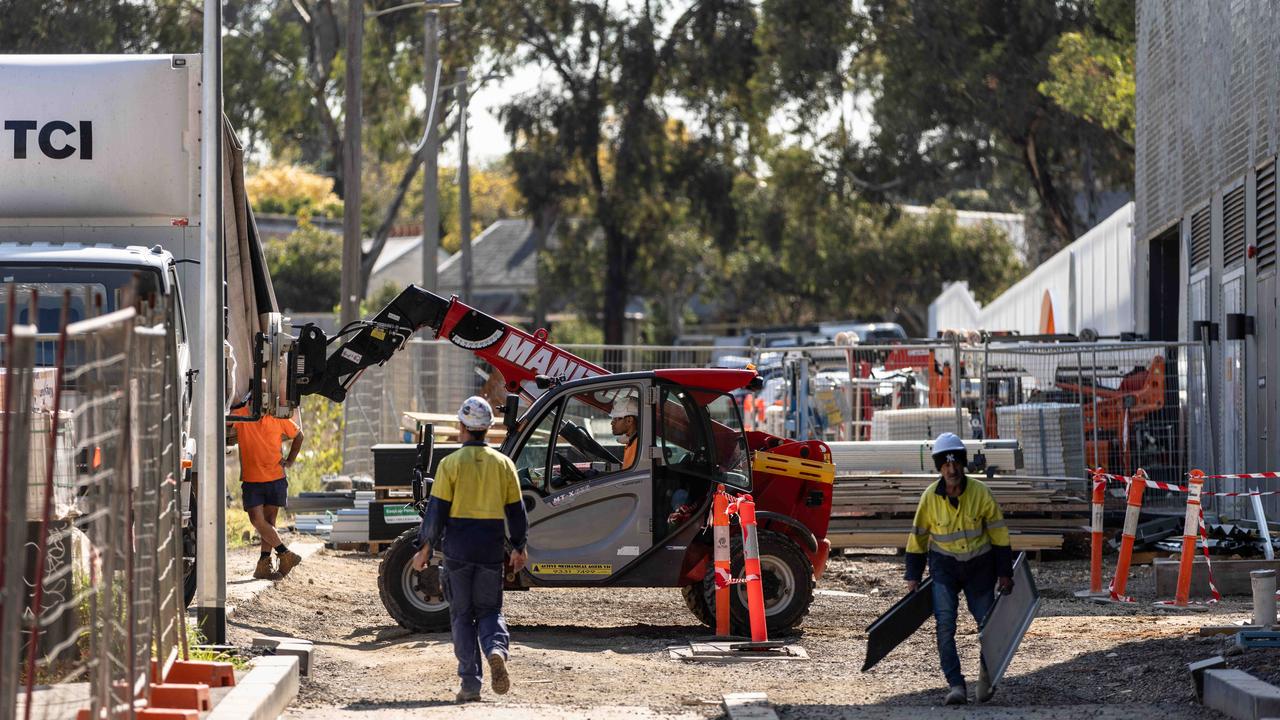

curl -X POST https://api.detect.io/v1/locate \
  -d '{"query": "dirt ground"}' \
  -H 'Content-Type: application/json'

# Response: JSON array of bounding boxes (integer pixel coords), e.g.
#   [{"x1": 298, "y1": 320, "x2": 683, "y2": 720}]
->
[{"x1": 223, "y1": 537, "x2": 1280, "y2": 719}]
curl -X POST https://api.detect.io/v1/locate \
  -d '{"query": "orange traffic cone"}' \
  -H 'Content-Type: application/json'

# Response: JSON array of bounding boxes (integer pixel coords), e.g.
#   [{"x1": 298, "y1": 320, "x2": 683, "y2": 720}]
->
[
  {"x1": 1075, "y1": 469, "x2": 1108, "y2": 598},
  {"x1": 1155, "y1": 469, "x2": 1207, "y2": 609},
  {"x1": 712, "y1": 484, "x2": 731, "y2": 637},
  {"x1": 1101, "y1": 469, "x2": 1147, "y2": 603},
  {"x1": 736, "y1": 494, "x2": 768, "y2": 642}
]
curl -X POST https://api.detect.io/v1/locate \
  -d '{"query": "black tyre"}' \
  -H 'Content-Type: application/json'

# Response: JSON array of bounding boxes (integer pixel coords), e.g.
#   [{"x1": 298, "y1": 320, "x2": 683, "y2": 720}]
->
[
  {"x1": 684, "y1": 529, "x2": 814, "y2": 635},
  {"x1": 377, "y1": 528, "x2": 451, "y2": 633}
]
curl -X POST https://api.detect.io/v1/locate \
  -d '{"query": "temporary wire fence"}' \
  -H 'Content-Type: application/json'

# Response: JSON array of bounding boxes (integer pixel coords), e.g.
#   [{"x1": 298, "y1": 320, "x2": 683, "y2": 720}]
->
[
  {"x1": 337, "y1": 334, "x2": 1226, "y2": 515},
  {"x1": 0, "y1": 285, "x2": 188, "y2": 720}
]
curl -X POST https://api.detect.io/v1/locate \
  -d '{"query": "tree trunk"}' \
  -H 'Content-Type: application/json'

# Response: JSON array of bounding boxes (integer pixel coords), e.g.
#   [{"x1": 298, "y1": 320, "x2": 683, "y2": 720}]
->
[
  {"x1": 603, "y1": 222, "x2": 629, "y2": 352},
  {"x1": 1019, "y1": 114, "x2": 1076, "y2": 257}
]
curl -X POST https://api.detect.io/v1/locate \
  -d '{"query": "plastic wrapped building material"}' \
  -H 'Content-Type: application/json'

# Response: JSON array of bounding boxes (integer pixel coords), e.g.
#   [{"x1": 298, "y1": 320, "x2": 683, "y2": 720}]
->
[
  {"x1": 869, "y1": 408, "x2": 971, "y2": 441},
  {"x1": 995, "y1": 403, "x2": 1085, "y2": 480}
]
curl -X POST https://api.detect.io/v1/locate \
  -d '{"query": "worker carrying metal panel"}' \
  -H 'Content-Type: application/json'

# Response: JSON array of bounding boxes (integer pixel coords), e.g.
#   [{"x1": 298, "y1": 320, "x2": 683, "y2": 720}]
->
[{"x1": 904, "y1": 432, "x2": 1014, "y2": 706}]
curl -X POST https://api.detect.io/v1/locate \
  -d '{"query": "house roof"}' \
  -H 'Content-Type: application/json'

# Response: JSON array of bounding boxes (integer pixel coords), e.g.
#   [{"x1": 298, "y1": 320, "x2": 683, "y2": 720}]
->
[
  {"x1": 437, "y1": 219, "x2": 538, "y2": 291},
  {"x1": 366, "y1": 235, "x2": 451, "y2": 276}
]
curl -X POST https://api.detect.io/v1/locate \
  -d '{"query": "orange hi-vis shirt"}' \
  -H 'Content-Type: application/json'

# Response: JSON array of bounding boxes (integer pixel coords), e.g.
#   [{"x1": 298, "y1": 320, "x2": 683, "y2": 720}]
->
[{"x1": 232, "y1": 406, "x2": 300, "y2": 483}]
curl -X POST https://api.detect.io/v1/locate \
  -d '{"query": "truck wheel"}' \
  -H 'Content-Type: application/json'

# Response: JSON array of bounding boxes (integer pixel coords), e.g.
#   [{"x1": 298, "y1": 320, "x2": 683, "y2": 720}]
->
[
  {"x1": 377, "y1": 528, "x2": 451, "y2": 633},
  {"x1": 685, "y1": 529, "x2": 814, "y2": 635}
]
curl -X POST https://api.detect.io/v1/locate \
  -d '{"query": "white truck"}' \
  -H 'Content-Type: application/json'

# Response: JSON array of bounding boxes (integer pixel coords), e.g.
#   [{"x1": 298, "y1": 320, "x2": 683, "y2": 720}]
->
[{"x1": 0, "y1": 54, "x2": 280, "y2": 604}]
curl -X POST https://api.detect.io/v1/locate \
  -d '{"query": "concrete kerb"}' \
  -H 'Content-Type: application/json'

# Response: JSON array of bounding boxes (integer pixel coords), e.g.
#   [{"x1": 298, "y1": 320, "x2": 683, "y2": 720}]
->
[
  {"x1": 722, "y1": 692, "x2": 778, "y2": 720},
  {"x1": 207, "y1": 655, "x2": 300, "y2": 720},
  {"x1": 1203, "y1": 668, "x2": 1280, "y2": 720}
]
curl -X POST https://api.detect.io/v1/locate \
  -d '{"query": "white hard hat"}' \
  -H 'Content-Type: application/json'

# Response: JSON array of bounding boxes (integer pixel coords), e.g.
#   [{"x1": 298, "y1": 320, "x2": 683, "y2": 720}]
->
[
  {"x1": 931, "y1": 432, "x2": 967, "y2": 468},
  {"x1": 457, "y1": 396, "x2": 494, "y2": 430},
  {"x1": 610, "y1": 397, "x2": 639, "y2": 419}
]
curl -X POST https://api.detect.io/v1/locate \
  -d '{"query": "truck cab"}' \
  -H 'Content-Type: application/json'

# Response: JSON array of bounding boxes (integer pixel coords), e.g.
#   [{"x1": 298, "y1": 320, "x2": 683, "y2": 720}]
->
[{"x1": 0, "y1": 243, "x2": 198, "y2": 597}]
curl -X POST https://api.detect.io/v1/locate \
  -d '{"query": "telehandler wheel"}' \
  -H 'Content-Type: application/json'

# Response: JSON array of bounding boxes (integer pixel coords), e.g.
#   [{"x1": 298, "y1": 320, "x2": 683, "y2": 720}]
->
[
  {"x1": 378, "y1": 528, "x2": 451, "y2": 633},
  {"x1": 683, "y1": 529, "x2": 815, "y2": 635}
]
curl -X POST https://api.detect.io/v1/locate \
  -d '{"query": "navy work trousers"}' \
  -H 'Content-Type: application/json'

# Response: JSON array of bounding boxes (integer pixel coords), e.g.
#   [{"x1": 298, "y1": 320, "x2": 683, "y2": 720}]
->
[
  {"x1": 929, "y1": 552, "x2": 996, "y2": 688},
  {"x1": 441, "y1": 558, "x2": 510, "y2": 692}
]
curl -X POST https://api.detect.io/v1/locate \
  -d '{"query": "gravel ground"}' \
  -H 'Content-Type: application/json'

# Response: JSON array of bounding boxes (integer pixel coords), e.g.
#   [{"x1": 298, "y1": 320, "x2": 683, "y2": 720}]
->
[{"x1": 222, "y1": 543, "x2": 1280, "y2": 719}]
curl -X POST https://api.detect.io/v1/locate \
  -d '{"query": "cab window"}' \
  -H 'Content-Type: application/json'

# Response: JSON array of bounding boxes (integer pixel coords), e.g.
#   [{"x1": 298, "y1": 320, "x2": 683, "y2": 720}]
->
[{"x1": 511, "y1": 385, "x2": 644, "y2": 495}]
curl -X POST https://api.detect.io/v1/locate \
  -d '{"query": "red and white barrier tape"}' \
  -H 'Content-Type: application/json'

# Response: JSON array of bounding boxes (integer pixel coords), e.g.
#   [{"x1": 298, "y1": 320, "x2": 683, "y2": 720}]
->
[
  {"x1": 1096, "y1": 472, "x2": 1280, "y2": 497},
  {"x1": 1203, "y1": 472, "x2": 1280, "y2": 480},
  {"x1": 1197, "y1": 507, "x2": 1222, "y2": 602},
  {"x1": 714, "y1": 567, "x2": 759, "y2": 588}
]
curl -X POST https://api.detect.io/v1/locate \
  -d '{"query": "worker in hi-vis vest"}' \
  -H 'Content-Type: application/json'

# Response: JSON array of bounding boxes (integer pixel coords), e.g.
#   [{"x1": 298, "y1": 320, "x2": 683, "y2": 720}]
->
[{"x1": 904, "y1": 432, "x2": 1014, "y2": 706}]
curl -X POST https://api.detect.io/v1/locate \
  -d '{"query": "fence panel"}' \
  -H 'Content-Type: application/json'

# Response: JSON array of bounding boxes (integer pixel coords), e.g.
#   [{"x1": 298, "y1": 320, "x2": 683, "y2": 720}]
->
[
  {"x1": 4, "y1": 284, "x2": 188, "y2": 720},
  {"x1": 0, "y1": 315, "x2": 37, "y2": 720}
]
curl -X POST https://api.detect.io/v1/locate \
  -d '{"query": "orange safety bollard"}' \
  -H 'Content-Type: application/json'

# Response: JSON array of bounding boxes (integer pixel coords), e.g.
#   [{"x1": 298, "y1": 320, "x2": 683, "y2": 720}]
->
[
  {"x1": 712, "y1": 484, "x2": 731, "y2": 637},
  {"x1": 1166, "y1": 469, "x2": 1206, "y2": 607},
  {"x1": 1103, "y1": 468, "x2": 1147, "y2": 603},
  {"x1": 736, "y1": 494, "x2": 768, "y2": 642},
  {"x1": 1075, "y1": 469, "x2": 1108, "y2": 598}
]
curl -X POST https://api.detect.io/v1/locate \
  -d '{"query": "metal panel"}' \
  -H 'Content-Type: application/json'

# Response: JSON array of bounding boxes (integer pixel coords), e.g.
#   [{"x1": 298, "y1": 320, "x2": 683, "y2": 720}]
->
[
  {"x1": 1225, "y1": 185, "x2": 1247, "y2": 267},
  {"x1": 1191, "y1": 206, "x2": 1213, "y2": 271},
  {"x1": 979, "y1": 552, "x2": 1040, "y2": 690},
  {"x1": 862, "y1": 577, "x2": 934, "y2": 673},
  {"x1": 1222, "y1": 273, "x2": 1246, "y2": 478},
  {"x1": 0, "y1": 55, "x2": 201, "y2": 221},
  {"x1": 1260, "y1": 161, "x2": 1278, "y2": 271}
]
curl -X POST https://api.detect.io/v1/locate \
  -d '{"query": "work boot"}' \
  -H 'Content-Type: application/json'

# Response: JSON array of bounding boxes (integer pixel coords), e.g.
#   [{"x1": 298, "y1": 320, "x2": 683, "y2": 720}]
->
[
  {"x1": 455, "y1": 687, "x2": 481, "y2": 703},
  {"x1": 277, "y1": 550, "x2": 302, "y2": 578},
  {"x1": 252, "y1": 556, "x2": 275, "y2": 580},
  {"x1": 975, "y1": 666, "x2": 995, "y2": 702},
  {"x1": 943, "y1": 685, "x2": 968, "y2": 705},
  {"x1": 488, "y1": 652, "x2": 510, "y2": 695}
]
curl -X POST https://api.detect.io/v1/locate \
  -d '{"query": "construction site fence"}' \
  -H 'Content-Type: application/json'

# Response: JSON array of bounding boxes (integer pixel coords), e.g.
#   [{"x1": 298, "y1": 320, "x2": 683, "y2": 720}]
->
[
  {"x1": 0, "y1": 286, "x2": 188, "y2": 720},
  {"x1": 337, "y1": 337, "x2": 1265, "y2": 519},
  {"x1": 340, "y1": 340, "x2": 753, "y2": 476}
]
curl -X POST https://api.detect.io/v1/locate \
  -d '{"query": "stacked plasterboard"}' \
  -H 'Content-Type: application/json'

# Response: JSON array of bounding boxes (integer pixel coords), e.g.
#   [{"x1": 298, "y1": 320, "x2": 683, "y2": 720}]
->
[
  {"x1": 327, "y1": 491, "x2": 375, "y2": 543},
  {"x1": 827, "y1": 439, "x2": 1022, "y2": 475},
  {"x1": 995, "y1": 403, "x2": 1085, "y2": 480},
  {"x1": 869, "y1": 408, "x2": 971, "y2": 441}
]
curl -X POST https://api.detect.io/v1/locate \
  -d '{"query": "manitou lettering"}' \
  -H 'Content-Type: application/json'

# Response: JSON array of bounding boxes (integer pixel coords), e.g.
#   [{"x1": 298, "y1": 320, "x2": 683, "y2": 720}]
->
[
  {"x1": 496, "y1": 333, "x2": 599, "y2": 381},
  {"x1": 4, "y1": 120, "x2": 93, "y2": 159}
]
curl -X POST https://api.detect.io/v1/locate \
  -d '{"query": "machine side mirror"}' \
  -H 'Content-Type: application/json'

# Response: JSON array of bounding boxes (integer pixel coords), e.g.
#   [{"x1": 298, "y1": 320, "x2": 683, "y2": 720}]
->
[{"x1": 504, "y1": 394, "x2": 520, "y2": 431}]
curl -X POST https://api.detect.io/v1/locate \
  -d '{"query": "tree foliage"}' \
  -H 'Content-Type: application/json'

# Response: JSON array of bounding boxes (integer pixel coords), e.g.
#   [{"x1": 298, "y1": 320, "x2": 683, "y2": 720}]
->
[
  {"x1": 1039, "y1": 0, "x2": 1135, "y2": 147},
  {"x1": 246, "y1": 164, "x2": 343, "y2": 218},
  {"x1": 857, "y1": 0, "x2": 1133, "y2": 260},
  {"x1": 263, "y1": 225, "x2": 342, "y2": 312}
]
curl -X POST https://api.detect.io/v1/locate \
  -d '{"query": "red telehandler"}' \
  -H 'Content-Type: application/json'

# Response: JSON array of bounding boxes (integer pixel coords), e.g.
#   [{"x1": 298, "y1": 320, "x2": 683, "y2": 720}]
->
[{"x1": 281, "y1": 286, "x2": 836, "y2": 634}]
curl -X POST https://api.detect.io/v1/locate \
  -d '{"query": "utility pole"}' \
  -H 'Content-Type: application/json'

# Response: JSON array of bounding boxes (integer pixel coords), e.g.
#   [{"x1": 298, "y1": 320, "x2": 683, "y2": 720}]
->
[
  {"x1": 196, "y1": 0, "x2": 227, "y2": 644},
  {"x1": 422, "y1": 11, "x2": 441, "y2": 293},
  {"x1": 340, "y1": 0, "x2": 364, "y2": 326},
  {"x1": 457, "y1": 66, "x2": 472, "y2": 304}
]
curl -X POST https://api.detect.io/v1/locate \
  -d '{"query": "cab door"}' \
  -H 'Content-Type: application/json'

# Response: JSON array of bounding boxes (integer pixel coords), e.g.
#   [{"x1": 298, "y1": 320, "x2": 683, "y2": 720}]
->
[{"x1": 509, "y1": 379, "x2": 654, "y2": 585}]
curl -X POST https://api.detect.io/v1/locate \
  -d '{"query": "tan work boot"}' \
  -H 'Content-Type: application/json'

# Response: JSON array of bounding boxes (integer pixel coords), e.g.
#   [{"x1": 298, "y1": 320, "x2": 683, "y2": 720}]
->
[
  {"x1": 488, "y1": 652, "x2": 510, "y2": 695},
  {"x1": 277, "y1": 550, "x2": 302, "y2": 578},
  {"x1": 253, "y1": 555, "x2": 276, "y2": 580}
]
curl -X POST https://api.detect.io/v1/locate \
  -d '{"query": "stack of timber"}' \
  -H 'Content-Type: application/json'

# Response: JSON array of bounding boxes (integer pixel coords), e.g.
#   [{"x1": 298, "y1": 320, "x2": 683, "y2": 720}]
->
[
  {"x1": 401, "y1": 411, "x2": 507, "y2": 444},
  {"x1": 869, "y1": 408, "x2": 972, "y2": 441},
  {"x1": 827, "y1": 439, "x2": 1022, "y2": 475},
  {"x1": 827, "y1": 472, "x2": 1086, "y2": 552}
]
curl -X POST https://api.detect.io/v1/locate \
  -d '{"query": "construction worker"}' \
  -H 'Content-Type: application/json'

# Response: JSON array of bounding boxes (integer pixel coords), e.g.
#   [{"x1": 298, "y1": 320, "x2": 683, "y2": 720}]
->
[
  {"x1": 412, "y1": 396, "x2": 529, "y2": 704},
  {"x1": 904, "y1": 432, "x2": 1013, "y2": 706},
  {"x1": 610, "y1": 397, "x2": 640, "y2": 468},
  {"x1": 228, "y1": 403, "x2": 305, "y2": 580}
]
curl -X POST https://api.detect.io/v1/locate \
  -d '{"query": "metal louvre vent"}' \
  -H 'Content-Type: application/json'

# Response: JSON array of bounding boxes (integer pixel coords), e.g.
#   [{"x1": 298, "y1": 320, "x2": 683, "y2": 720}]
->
[
  {"x1": 1191, "y1": 206, "x2": 1212, "y2": 271},
  {"x1": 1260, "y1": 161, "x2": 1277, "y2": 271},
  {"x1": 1224, "y1": 185, "x2": 1247, "y2": 267}
]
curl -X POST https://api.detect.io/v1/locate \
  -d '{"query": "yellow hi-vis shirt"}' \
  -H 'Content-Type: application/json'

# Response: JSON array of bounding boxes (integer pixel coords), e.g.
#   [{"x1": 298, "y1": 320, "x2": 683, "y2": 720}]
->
[
  {"x1": 906, "y1": 477, "x2": 1010, "y2": 562},
  {"x1": 431, "y1": 445, "x2": 522, "y2": 519}
]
